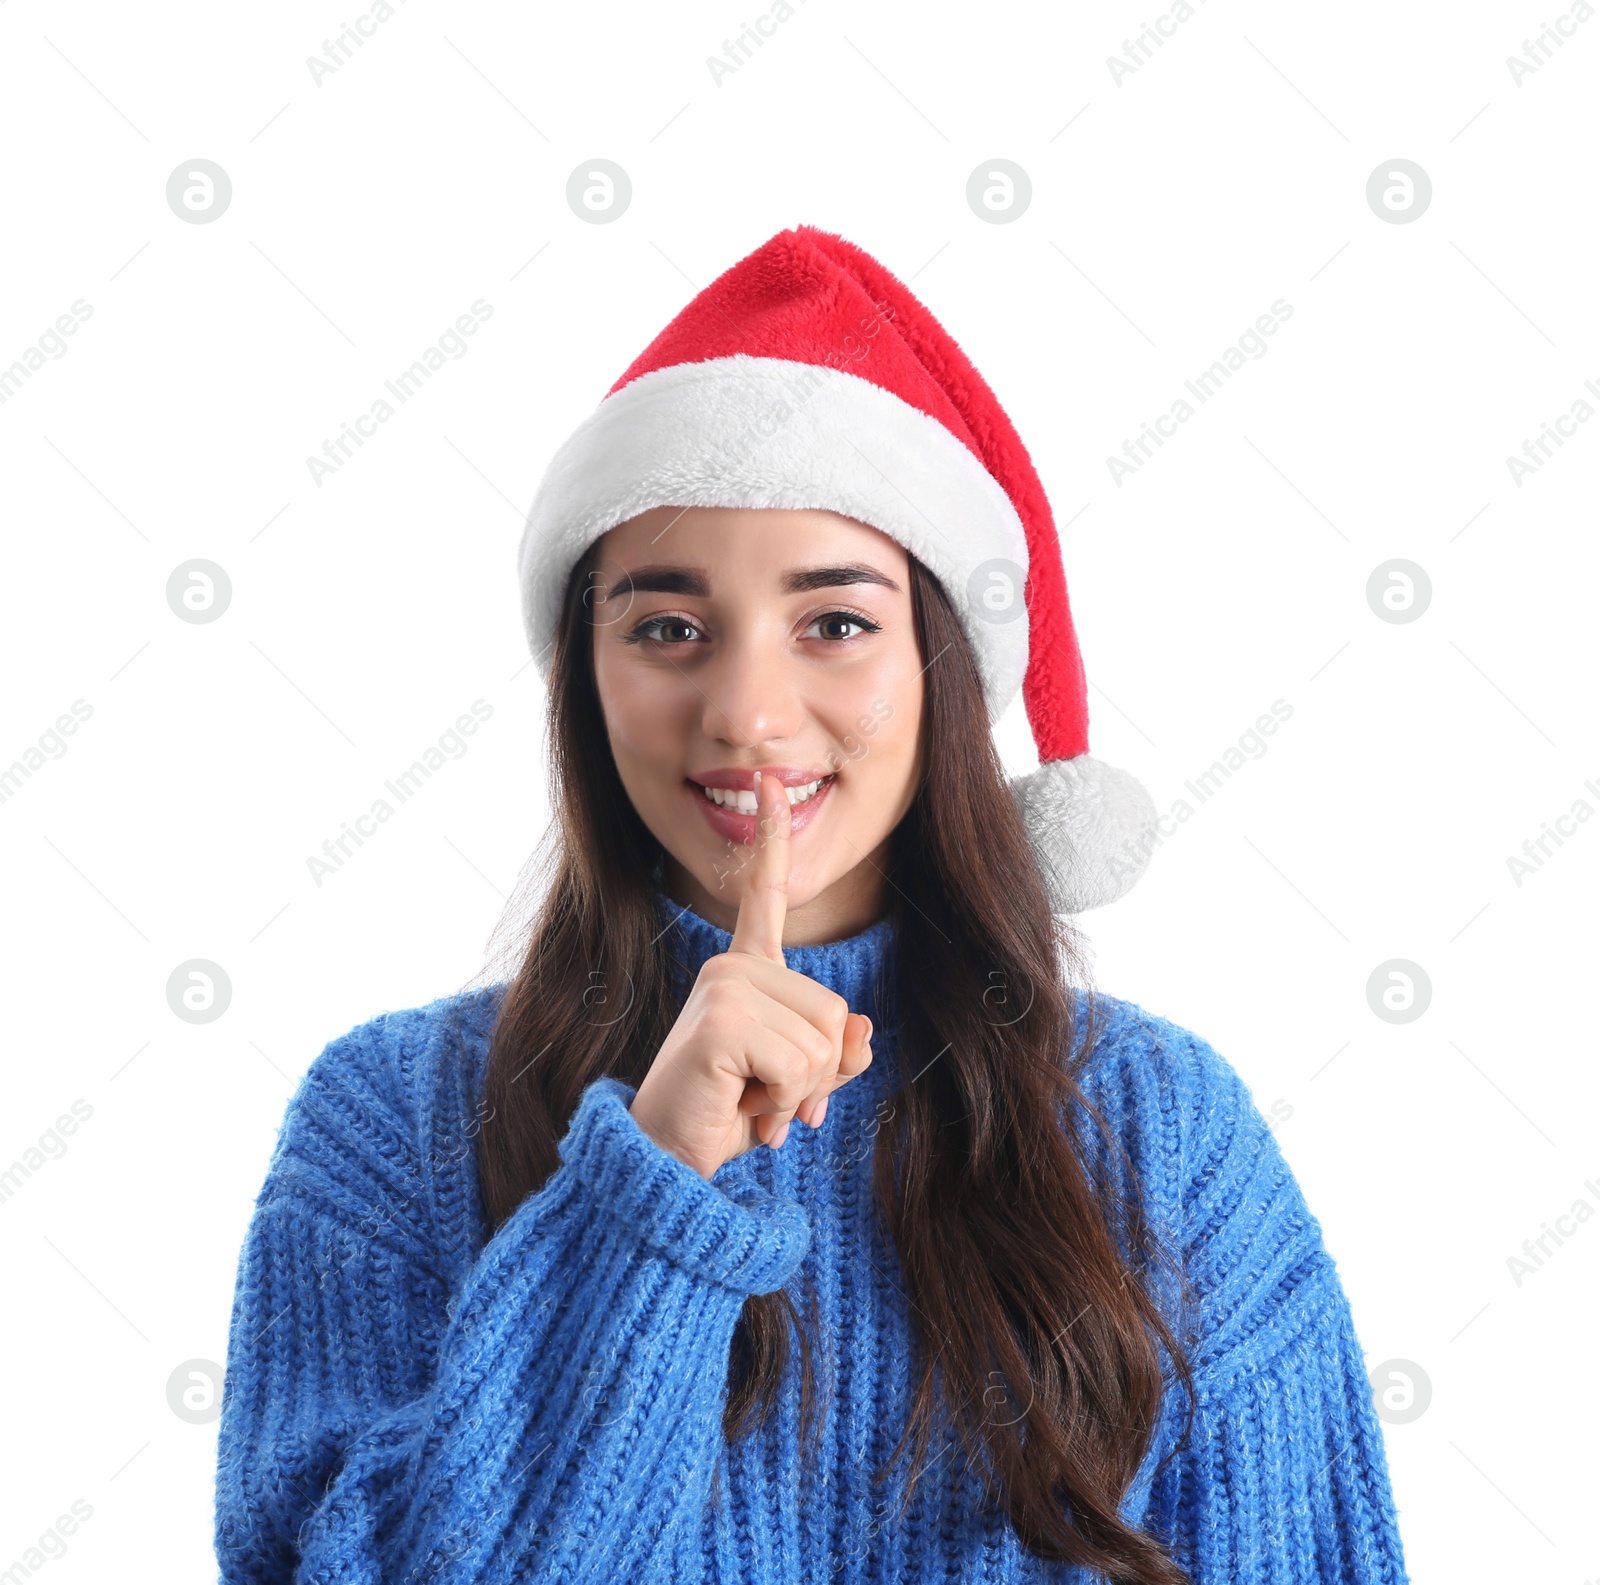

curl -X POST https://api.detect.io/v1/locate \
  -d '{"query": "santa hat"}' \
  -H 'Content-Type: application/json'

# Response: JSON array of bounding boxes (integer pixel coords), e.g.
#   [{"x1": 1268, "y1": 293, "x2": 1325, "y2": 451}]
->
[{"x1": 517, "y1": 225, "x2": 1157, "y2": 912}]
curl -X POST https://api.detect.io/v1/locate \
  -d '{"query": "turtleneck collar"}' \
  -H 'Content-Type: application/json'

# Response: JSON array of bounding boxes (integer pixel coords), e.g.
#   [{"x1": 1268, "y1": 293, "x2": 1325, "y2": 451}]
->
[{"x1": 651, "y1": 886, "x2": 898, "y2": 1039}]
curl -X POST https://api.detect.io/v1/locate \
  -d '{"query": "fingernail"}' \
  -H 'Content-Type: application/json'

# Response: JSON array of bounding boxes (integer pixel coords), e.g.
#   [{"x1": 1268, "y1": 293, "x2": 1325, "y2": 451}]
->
[
  {"x1": 863, "y1": 1015, "x2": 873, "y2": 1041},
  {"x1": 771, "y1": 1117, "x2": 791, "y2": 1148},
  {"x1": 812, "y1": 1095, "x2": 829, "y2": 1128}
]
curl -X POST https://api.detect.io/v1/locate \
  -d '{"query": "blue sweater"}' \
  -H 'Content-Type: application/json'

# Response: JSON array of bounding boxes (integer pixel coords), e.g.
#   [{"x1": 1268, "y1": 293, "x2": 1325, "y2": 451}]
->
[{"x1": 215, "y1": 893, "x2": 1410, "y2": 1583}]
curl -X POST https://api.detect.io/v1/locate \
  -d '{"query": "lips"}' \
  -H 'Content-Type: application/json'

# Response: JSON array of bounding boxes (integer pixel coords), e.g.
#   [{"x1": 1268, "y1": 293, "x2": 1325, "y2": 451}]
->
[{"x1": 686, "y1": 768, "x2": 837, "y2": 843}]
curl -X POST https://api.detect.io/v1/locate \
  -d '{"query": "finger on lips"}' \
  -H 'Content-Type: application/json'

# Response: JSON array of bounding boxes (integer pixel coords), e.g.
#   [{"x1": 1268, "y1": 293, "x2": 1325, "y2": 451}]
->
[
  {"x1": 728, "y1": 770, "x2": 790, "y2": 966},
  {"x1": 726, "y1": 770, "x2": 869, "y2": 1147}
]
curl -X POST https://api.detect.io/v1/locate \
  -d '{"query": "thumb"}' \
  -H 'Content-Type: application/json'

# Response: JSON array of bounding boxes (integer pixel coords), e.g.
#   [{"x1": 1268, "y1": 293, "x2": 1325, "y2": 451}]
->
[{"x1": 839, "y1": 1011, "x2": 874, "y2": 1076}]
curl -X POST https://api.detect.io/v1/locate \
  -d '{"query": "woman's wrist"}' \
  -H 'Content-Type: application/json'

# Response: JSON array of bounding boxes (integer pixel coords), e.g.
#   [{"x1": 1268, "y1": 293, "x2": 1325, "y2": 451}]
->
[
  {"x1": 564, "y1": 1077, "x2": 809, "y2": 1295},
  {"x1": 627, "y1": 1087, "x2": 718, "y2": 1181}
]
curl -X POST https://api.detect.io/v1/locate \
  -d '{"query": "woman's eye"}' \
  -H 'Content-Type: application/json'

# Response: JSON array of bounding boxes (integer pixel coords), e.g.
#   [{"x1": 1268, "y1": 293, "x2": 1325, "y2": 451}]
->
[
  {"x1": 625, "y1": 615, "x2": 703, "y2": 645},
  {"x1": 807, "y1": 611, "x2": 882, "y2": 642}
]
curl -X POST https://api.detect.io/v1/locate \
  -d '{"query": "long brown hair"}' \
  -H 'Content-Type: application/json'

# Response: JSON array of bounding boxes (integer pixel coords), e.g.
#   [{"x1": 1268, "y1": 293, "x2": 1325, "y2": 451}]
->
[{"x1": 474, "y1": 536, "x2": 1197, "y2": 1583}]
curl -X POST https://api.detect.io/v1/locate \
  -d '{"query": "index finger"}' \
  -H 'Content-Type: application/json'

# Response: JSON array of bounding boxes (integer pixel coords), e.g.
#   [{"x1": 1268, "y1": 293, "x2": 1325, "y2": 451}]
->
[{"x1": 728, "y1": 771, "x2": 791, "y2": 964}]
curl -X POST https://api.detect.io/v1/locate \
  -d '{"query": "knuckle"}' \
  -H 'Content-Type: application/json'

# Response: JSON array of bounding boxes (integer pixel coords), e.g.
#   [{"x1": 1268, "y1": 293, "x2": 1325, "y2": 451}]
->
[
  {"x1": 700, "y1": 971, "x2": 750, "y2": 1016},
  {"x1": 696, "y1": 992, "x2": 748, "y2": 1043},
  {"x1": 780, "y1": 1045, "x2": 814, "y2": 1091},
  {"x1": 699, "y1": 954, "x2": 738, "y2": 984}
]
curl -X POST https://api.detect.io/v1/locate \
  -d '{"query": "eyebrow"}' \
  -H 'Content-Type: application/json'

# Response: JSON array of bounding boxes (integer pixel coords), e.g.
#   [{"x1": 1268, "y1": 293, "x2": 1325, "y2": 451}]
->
[{"x1": 600, "y1": 562, "x2": 902, "y2": 601}]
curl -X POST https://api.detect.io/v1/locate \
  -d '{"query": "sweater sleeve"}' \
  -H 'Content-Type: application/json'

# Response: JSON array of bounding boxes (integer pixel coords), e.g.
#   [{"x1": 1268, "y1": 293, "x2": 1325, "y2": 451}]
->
[
  {"x1": 213, "y1": 1017, "x2": 810, "y2": 1584},
  {"x1": 1150, "y1": 1030, "x2": 1411, "y2": 1585}
]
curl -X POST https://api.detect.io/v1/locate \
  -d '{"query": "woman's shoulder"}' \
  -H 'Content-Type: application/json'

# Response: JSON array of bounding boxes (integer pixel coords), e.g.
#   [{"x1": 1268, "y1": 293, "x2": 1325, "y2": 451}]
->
[
  {"x1": 1068, "y1": 987, "x2": 1264, "y2": 1154},
  {"x1": 259, "y1": 985, "x2": 507, "y2": 1233},
  {"x1": 1065, "y1": 989, "x2": 1314, "y2": 1240},
  {"x1": 277, "y1": 984, "x2": 505, "y2": 1139}
]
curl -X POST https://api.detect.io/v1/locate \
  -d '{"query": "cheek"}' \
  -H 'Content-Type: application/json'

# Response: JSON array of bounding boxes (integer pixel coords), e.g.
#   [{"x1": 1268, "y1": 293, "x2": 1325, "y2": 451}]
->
[
  {"x1": 594, "y1": 655, "x2": 693, "y2": 775},
  {"x1": 820, "y1": 652, "x2": 922, "y2": 787}
]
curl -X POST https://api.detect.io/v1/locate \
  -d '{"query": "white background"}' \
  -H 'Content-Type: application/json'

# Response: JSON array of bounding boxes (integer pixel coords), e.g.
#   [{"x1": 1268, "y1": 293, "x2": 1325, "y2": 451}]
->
[{"x1": 1, "y1": 0, "x2": 1596, "y2": 1579}]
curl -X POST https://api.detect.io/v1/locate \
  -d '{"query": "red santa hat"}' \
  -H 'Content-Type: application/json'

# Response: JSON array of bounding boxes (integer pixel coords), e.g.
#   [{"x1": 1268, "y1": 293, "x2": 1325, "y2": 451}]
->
[{"x1": 517, "y1": 224, "x2": 1157, "y2": 912}]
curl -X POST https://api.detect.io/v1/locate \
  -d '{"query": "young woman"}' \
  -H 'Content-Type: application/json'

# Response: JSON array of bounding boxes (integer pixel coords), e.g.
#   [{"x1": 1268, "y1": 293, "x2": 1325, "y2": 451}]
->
[{"x1": 215, "y1": 227, "x2": 1410, "y2": 1584}]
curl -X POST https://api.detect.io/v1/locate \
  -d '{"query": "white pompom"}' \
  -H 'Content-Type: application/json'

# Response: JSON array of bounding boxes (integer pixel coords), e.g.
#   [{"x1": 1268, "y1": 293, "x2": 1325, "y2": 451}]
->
[{"x1": 1009, "y1": 754, "x2": 1158, "y2": 913}]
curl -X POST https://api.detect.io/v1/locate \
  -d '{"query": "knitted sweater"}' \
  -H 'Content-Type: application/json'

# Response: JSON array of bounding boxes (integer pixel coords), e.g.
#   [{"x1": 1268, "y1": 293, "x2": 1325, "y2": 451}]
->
[{"x1": 215, "y1": 893, "x2": 1410, "y2": 1584}]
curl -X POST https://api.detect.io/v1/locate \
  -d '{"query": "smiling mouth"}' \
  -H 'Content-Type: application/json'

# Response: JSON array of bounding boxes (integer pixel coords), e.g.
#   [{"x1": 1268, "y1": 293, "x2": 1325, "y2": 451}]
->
[
  {"x1": 693, "y1": 774, "x2": 834, "y2": 813},
  {"x1": 684, "y1": 770, "x2": 838, "y2": 841}
]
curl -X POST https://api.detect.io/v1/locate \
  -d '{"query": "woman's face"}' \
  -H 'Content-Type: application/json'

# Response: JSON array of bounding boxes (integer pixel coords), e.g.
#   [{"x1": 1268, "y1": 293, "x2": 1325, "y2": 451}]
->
[{"x1": 589, "y1": 505, "x2": 925, "y2": 943}]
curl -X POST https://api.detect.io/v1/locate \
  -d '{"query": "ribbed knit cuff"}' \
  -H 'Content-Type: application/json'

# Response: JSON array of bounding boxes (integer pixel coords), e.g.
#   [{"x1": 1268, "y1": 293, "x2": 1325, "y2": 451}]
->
[{"x1": 557, "y1": 1076, "x2": 811, "y2": 1297}]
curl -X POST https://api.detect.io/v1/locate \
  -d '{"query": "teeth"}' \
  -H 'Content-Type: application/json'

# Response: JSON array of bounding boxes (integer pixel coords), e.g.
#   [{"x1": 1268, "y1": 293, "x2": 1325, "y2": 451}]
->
[{"x1": 700, "y1": 776, "x2": 830, "y2": 812}]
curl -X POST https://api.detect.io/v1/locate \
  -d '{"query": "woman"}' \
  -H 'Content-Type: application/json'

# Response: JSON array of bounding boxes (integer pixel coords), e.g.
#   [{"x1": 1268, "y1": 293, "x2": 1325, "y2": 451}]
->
[{"x1": 215, "y1": 227, "x2": 1410, "y2": 1583}]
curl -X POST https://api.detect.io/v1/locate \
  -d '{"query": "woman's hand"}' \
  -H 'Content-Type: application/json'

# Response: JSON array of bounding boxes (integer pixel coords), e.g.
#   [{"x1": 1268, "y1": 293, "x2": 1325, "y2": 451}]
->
[{"x1": 629, "y1": 771, "x2": 875, "y2": 1180}]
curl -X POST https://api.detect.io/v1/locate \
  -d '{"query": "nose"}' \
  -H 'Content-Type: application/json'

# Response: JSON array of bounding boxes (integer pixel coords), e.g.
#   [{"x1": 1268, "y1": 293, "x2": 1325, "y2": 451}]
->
[{"x1": 697, "y1": 620, "x2": 804, "y2": 750}]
